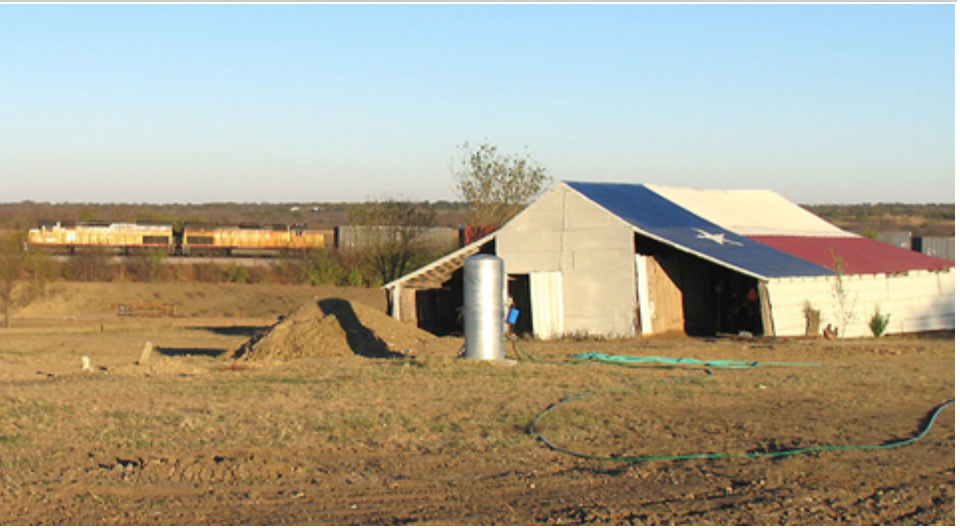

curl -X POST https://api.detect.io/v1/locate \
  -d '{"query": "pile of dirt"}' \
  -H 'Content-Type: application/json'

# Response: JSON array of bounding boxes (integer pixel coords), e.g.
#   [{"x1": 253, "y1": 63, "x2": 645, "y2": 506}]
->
[{"x1": 227, "y1": 298, "x2": 435, "y2": 361}]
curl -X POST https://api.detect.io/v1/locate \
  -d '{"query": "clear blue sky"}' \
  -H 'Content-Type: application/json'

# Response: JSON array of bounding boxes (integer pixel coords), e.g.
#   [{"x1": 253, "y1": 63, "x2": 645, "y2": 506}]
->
[{"x1": 1, "y1": 4, "x2": 954, "y2": 204}]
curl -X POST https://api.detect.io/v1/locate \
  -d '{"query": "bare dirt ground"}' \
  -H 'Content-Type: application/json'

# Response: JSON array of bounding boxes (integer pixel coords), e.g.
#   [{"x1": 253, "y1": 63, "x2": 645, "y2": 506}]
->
[{"x1": 0, "y1": 282, "x2": 954, "y2": 525}]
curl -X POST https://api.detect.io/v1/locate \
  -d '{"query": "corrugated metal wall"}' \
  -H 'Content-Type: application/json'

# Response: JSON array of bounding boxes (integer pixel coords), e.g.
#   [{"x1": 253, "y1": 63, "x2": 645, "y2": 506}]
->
[
  {"x1": 765, "y1": 269, "x2": 955, "y2": 338},
  {"x1": 335, "y1": 226, "x2": 458, "y2": 252},
  {"x1": 913, "y1": 236, "x2": 955, "y2": 262},
  {"x1": 876, "y1": 231, "x2": 913, "y2": 250}
]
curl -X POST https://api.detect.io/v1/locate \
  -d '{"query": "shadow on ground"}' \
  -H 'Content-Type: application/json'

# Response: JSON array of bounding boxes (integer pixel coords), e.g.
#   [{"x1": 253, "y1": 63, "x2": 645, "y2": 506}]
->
[
  {"x1": 187, "y1": 326, "x2": 269, "y2": 337},
  {"x1": 318, "y1": 298, "x2": 406, "y2": 359},
  {"x1": 156, "y1": 347, "x2": 227, "y2": 358}
]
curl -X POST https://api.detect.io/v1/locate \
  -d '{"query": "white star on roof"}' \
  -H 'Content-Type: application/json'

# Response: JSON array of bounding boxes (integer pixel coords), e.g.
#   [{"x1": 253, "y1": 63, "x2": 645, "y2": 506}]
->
[{"x1": 694, "y1": 228, "x2": 743, "y2": 247}]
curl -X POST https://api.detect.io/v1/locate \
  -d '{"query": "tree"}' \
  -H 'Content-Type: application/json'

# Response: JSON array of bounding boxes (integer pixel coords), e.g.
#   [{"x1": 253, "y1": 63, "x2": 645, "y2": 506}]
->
[
  {"x1": 347, "y1": 200, "x2": 437, "y2": 285},
  {"x1": 828, "y1": 249, "x2": 857, "y2": 340},
  {"x1": 452, "y1": 142, "x2": 552, "y2": 228},
  {"x1": 0, "y1": 231, "x2": 53, "y2": 328}
]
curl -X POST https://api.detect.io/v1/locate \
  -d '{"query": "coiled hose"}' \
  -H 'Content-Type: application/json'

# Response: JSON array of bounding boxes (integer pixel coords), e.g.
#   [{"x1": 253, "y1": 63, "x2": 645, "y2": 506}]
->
[{"x1": 527, "y1": 352, "x2": 955, "y2": 463}]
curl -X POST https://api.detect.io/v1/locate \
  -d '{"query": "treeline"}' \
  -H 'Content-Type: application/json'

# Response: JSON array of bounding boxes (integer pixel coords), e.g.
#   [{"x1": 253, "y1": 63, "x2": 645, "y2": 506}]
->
[
  {"x1": 0, "y1": 201, "x2": 471, "y2": 231},
  {"x1": 802, "y1": 203, "x2": 955, "y2": 237},
  {"x1": 805, "y1": 202, "x2": 954, "y2": 221},
  {"x1": 0, "y1": 199, "x2": 953, "y2": 236}
]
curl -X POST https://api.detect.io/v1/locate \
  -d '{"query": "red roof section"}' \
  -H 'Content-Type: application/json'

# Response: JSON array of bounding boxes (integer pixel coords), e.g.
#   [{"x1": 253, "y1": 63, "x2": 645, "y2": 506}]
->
[{"x1": 750, "y1": 236, "x2": 954, "y2": 275}]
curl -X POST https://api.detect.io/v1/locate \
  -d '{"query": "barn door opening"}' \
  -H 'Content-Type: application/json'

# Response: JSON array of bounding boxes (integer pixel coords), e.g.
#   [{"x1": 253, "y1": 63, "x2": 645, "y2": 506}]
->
[
  {"x1": 414, "y1": 271, "x2": 465, "y2": 336},
  {"x1": 507, "y1": 275, "x2": 533, "y2": 337},
  {"x1": 636, "y1": 234, "x2": 763, "y2": 337},
  {"x1": 635, "y1": 254, "x2": 685, "y2": 336},
  {"x1": 508, "y1": 272, "x2": 564, "y2": 339}
]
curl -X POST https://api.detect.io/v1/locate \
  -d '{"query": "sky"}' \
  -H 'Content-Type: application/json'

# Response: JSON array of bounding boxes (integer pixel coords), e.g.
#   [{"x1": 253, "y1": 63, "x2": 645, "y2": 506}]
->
[{"x1": 0, "y1": 3, "x2": 955, "y2": 205}]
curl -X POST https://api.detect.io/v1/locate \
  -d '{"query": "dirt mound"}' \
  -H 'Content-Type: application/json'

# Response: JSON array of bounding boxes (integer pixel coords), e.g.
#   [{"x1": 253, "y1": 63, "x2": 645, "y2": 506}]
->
[{"x1": 228, "y1": 298, "x2": 435, "y2": 361}]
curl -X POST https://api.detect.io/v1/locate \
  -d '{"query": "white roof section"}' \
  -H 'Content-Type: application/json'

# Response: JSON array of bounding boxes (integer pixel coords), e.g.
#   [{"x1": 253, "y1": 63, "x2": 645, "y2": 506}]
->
[{"x1": 645, "y1": 184, "x2": 856, "y2": 238}]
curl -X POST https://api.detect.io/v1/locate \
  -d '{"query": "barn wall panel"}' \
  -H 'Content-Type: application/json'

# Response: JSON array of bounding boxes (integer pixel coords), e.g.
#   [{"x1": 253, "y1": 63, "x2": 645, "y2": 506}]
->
[
  {"x1": 766, "y1": 269, "x2": 955, "y2": 338},
  {"x1": 498, "y1": 186, "x2": 566, "y2": 274},
  {"x1": 558, "y1": 190, "x2": 637, "y2": 337},
  {"x1": 562, "y1": 266, "x2": 636, "y2": 332}
]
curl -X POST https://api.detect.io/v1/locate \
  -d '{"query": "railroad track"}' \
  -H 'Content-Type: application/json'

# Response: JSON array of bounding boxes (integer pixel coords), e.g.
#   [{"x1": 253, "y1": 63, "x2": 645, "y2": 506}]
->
[{"x1": 51, "y1": 255, "x2": 282, "y2": 267}]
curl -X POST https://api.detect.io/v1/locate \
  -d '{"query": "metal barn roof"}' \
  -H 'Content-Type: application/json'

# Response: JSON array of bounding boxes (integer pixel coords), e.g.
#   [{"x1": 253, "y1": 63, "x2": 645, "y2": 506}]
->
[
  {"x1": 645, "y1": 184, "x2": 855, "y2": 237},
  {"x1": 750, "y1": 236, "x2": 955, "y2": 275},
  {"x1": 565, "y1": 181, "x2": 835, "y2": 279}
]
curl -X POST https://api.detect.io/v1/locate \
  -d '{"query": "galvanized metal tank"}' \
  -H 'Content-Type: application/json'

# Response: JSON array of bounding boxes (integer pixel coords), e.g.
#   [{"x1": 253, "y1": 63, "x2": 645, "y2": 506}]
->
[{"x1": 463, "y1": 254, "x2": 506, "y2": 361}]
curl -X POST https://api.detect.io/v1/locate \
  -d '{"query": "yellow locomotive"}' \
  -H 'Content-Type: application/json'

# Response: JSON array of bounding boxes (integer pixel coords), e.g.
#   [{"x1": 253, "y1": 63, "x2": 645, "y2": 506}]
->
[
  {"x1": 180, "y1": 223, "x2": 327, "y2": 256},
  {"x1": 28, "y1": 221, "x2": 174, "y2": 254}
]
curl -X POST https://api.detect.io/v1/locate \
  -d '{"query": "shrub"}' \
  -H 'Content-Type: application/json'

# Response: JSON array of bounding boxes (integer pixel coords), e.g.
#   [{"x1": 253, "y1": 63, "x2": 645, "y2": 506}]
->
[
  {"x1": 190, "y1": 263, "x2": 224, "y2": 283},
  {"x1": 223, "y1": 265, "x2": 251, "y2": 284},
  {"x1": 344, "y1": 266, "x2": 367, "y2": 287},
  {"x1": 61, "y1": 249, "x2": 114, "y2": 282},
  {"x1": 123, "y1": 250, "x2": 169, "y2": 283},
  {"x1": 301, "y1": 250, "x2": 343, "y2": 286},
  {"x1": 869, "y1": 307, "x2": 891, "y2": 337}
]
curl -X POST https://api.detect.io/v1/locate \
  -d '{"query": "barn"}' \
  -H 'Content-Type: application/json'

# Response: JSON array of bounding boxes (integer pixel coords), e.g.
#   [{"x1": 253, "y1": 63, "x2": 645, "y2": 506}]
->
[{"x1": 384, "y1": 181, "x2": 955, "y2": 339}]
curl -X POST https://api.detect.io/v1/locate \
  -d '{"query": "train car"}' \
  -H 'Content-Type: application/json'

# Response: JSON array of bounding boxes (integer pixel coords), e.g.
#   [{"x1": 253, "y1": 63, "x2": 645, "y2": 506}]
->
[
  {"x1": 27, "y1": 221, "x2": 174, "y2": 254},
  {"x1": 180, "y1": 223, "x2": 326, "y2": 256}
]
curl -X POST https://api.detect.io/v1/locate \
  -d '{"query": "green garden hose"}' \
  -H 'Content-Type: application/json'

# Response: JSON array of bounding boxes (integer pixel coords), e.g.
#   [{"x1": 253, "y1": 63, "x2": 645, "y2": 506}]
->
[
  {"x1": 528, "y1": 353, "x2": 955, "y2": 463},
  {"x1": 570, "y1": 352, "x2": 822, "y2": 369}
]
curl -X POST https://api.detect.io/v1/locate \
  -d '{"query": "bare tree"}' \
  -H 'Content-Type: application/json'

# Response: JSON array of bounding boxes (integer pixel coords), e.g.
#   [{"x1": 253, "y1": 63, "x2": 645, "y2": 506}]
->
[
  {"x1": 829, "y1": 249, "x2": 858, "y2": 340},
  {"x1": 347, "y1": 200, "x2": 436, "y2": 285},
  {"x1": 452, "y1": 142, "x2": 552, "y2": 228},
  {"x1": 0, "y1": 231, "x2": 53, "y2": 328}
]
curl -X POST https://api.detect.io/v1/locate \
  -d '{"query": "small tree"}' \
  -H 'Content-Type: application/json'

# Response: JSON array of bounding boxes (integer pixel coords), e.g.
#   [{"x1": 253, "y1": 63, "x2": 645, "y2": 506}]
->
[
  {"x1": 452, "y1": 142, "x2": 552, "y2": 228},
  {"x1": 347, "y1": 199, "x2": 436, "y2": 285},
  {"x1": 0, "y1": 231, "x2": 53, "y2": 328},
  {"x1": 829, "y1": 249, "x2": 858, "y2": 340},
  {"x1": 300, "y1": 249, "x2": 348, "y2": 286}
]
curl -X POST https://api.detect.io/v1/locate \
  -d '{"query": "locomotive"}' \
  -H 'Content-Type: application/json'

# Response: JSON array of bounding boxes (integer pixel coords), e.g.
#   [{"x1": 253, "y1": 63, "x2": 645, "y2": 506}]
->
[
  {"x1": 27, "y1": 221, "x2": 328, "y2": 256},
  {"x1": 180, "y1": 223, "x2": 326, "y2": 256}
]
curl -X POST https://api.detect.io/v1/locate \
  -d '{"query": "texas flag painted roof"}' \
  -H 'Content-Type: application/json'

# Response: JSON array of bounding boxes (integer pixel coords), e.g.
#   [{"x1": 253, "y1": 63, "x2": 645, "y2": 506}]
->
[{"x1": 564, "y1": 181, "x2": 953, "y2": 279}]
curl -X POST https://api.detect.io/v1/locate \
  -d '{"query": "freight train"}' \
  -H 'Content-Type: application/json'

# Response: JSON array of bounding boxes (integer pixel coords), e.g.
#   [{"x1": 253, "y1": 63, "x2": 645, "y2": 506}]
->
[{"x1": 27, "y1": 221, "x2": 329, "y2": 256}]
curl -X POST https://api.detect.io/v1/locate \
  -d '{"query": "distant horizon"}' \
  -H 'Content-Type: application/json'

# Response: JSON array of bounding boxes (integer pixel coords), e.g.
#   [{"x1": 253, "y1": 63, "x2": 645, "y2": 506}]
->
[
  {"x1": 2, "y1": 4, "x2": 954, "y2": 205},
  {"x1": 0, "y1": 196, "x2": 955, "y2": 207}
]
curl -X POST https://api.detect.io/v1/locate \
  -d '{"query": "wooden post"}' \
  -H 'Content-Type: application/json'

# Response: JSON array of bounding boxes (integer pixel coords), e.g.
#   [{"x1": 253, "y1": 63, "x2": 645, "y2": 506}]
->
[
  {"x1": 138, "y1": 342, "x2": 154, "y2": 365},
  {"x1": 758, "y1": 282, "x2": 775, "y2": 337}
]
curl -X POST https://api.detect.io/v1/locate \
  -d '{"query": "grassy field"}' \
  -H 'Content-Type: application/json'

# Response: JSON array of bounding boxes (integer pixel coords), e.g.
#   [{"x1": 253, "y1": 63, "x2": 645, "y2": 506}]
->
[{"x1": 0, "y1": 282, "x2": 954, "y2": 525}]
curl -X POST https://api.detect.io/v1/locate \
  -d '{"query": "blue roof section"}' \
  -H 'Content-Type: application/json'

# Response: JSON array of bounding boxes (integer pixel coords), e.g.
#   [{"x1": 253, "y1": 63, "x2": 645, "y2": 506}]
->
[{"x1": 566, "y1": 181, "x2": 834, "y2": 279}]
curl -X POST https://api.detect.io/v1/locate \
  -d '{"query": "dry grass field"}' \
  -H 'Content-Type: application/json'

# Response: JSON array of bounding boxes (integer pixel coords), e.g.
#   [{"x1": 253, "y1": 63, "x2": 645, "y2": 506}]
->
[{"x1": 0, "y1": 282, "x2": 954, "y2": 525}]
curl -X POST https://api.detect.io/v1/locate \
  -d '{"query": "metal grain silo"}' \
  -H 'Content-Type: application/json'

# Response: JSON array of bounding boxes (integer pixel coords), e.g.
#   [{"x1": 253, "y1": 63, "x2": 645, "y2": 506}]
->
[{"x1": 463, "y1": 254, "x2": 506, "y2": 361}]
